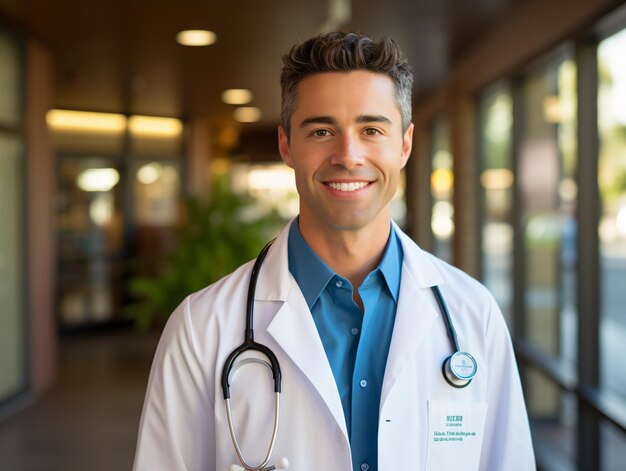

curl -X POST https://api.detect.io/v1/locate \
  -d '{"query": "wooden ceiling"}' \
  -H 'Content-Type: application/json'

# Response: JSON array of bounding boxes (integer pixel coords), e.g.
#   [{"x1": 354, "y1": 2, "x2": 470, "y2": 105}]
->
[{"x1": 0, "y1": 0, "x2": 515, "y2": 154}]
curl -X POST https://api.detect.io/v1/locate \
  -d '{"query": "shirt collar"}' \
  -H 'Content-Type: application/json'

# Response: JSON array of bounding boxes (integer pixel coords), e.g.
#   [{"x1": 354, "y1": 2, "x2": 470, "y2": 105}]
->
[
  {"x1": 377, "y1": 227, "x2": 402, "y2": 303},
  {"x1": 288, "y1": 221, "x2": 335, "y2": 309},
  {"x1": 288, "y1": 219, "x2": 403, "y2": 309}
]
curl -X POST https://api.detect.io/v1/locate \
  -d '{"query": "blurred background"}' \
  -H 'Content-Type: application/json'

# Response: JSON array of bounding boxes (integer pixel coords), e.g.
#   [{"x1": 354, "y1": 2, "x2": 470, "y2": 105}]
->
[{"x1": 1, "y1": 0, "x2": 626, "y2": 469}]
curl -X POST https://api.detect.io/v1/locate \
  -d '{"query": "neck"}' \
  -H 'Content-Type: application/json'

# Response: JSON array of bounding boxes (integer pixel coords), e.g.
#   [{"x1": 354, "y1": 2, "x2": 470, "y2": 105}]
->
[{"x1": 297, "y1": 217, "x2": 391, "y2": 290}]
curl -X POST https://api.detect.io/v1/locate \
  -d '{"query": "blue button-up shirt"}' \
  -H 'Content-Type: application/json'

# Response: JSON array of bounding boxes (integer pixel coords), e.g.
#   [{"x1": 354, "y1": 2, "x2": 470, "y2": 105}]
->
[{"x1": 288, "y1": 220, "x2": 403, "y2": 471}]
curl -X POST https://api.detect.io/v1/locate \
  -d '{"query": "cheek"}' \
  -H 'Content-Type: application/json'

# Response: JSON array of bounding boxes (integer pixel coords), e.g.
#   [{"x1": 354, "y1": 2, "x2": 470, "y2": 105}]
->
[
  {"x1": 291, "y1": 165, "x2": 315, "y2": 193},
  {"x1": 375, "y1": 148, "x2": 405, "y2": 173},
  {"x1": 291, "y1": 151, "x2": 325, "y2": 176}
]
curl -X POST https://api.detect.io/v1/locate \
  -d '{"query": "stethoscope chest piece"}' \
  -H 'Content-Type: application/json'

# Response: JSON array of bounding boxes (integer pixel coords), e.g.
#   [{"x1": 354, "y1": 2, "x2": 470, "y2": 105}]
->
[{"x1": 443, "y1": 351, "x2": 477, "y2": 388}]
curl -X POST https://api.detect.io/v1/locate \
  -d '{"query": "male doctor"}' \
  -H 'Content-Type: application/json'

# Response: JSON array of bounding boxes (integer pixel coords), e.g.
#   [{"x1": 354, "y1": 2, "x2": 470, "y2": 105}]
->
[{"x1": 133, "y1": 32, "x2": 536, "y2": 471}]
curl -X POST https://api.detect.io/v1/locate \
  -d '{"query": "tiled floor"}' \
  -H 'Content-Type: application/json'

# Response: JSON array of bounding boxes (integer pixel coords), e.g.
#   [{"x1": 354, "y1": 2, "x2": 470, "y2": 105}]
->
[{"x1": 0, "y1": 329, "x2": 160, "y2": 471}]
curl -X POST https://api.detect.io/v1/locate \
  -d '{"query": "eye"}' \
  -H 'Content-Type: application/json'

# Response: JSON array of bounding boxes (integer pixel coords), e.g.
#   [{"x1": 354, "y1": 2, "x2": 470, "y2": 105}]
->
[
  {"x1": 363, "y1": 127, "x2": 382, "y2": 135},
  {"x1": 312, "y1": 129, "x2": 331, "y2": 137}
]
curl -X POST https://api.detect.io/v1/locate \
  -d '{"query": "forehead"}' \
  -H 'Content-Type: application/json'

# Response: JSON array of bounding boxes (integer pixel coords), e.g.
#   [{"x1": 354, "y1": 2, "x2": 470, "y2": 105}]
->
[{"x1": 293, "y1": 71, "x2": 400, "y2": 119}]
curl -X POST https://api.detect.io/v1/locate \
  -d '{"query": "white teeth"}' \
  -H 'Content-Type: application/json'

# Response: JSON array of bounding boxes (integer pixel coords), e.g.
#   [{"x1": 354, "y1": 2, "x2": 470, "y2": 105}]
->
[{"x1": 327, "y1": 181, "x2": 369, "y2": 192}]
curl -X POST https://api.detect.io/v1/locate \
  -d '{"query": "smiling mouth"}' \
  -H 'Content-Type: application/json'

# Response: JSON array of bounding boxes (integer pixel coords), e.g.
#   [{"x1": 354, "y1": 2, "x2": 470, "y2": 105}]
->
[{"x1": 325, "y1": 181, "x2": 370, "y2": 192}]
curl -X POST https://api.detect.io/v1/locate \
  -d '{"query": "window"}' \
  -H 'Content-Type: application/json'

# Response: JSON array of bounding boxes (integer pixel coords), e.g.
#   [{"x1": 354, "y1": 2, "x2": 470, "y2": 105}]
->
[
  {"x1": 0, "y1": 29, "x2": 26, "y2": 403},
  {"x1": 430, "y1": 118, "x2": 454, "y2": 262},
  {"x1": 0, "y1": 132, "x2": 25, "y2": 401},
  {"x1": 519, "y1": 53, "x2": 578, "y2": 363},
  {"x1": 517, "y1": 50, "x2": 578, "y2": 468},
  {"x1": 598, "y1": 26, "x2": 626, "y2": 403},
  {"x1": 0, "y1": 31, "x2": 21, "y2": 127},
  {"x1": 478, "y1": 86, "x2": 514, "y2": 325}
]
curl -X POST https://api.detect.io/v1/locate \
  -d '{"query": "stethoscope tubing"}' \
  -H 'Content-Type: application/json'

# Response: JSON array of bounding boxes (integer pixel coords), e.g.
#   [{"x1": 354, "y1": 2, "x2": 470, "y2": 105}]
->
[
  {"x1": 221, "y1": 240, "x2": 281, "y2": 401},
  {"x1": 221, "y1": 239, "x2": 284, "y2": 470},
  {"x1": 431, "y1": 285, "x2": 460, "y2": 353},
  {"x1": 225, "y1": 393, "x2": 281, "y2": 470}
]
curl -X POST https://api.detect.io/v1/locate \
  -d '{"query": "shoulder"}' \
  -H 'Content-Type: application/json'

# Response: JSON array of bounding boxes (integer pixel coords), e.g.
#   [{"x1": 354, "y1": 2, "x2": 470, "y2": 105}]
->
[
  {"x1": 187, "y1": 260, "x2": 255, "y2": 314},
  {"x1": 156, "y1": 259, "x2": 256, "y2": 353},
  {"x1": 427, "y1": 252, "x2": 491, "y2": 300},
  {"x1": 395, "y1": 226, "x2": 498, "y2": 324},
  {"x1": 162, "y1": 225, "x2": 291, "y2": 343},
  {"x1": 395, "y1": 225, "x2": 489, "y2": 296}
]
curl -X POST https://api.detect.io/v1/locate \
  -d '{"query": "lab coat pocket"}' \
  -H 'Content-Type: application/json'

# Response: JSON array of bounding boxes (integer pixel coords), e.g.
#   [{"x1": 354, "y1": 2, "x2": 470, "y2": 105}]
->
[{"x1": 425, "y1": 400, "x2": 488, "y2": 471}]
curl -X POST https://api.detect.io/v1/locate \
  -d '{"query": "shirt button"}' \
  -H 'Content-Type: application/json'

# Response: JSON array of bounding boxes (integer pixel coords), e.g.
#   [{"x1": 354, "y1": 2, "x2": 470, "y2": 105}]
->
[
  {"x1": 361, "y1": 463, "x2": 370, "y2": 471},
  {"x1": 335, "y1": 280, "x2": 343, "y2": 288},
  {"x1": 360, "y1": 379, "x2": 368, "y2": 388},
  {"x1": 351, "y1": 327, "x2": 359, "y2": 336}
]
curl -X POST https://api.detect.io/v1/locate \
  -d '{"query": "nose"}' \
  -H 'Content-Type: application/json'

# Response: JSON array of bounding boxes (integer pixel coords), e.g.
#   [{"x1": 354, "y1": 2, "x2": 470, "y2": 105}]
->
[{"x1": 330, "y1": 132, "x2": 365, "y2": 169}]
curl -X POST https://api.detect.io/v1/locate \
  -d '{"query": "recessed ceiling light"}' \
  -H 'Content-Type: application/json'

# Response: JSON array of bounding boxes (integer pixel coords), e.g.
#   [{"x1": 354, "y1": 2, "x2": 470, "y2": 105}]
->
[
  {"x1": 46, "y1": 110, "x2": 127, "y2": 133},
  {"x1": 77, "y1": 168, "x2": 120, "y2": 192},
  {"x1": 221, "y1": 89, "x2": 253, "y2": 105},
  {"x1": 176, "y1": 30, "x2": 216, "y2": 46},
  {"x1": 128, "y1": 115, "x2": 182, "y2": 137},
  {"x1": 233, "y1": 107, "x2": 261, "y2": 123}
]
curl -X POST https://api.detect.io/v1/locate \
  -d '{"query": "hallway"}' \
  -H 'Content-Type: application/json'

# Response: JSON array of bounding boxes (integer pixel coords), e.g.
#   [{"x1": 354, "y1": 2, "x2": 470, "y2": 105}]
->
[{"x1": 0, "y1": 329, "x2": 159, "y2": 471}]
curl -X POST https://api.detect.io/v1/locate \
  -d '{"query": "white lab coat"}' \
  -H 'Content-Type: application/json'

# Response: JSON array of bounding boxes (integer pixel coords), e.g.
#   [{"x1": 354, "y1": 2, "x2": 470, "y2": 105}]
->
[{"x1": 133, "y1": 220, "x2": 536, "y2": 471}]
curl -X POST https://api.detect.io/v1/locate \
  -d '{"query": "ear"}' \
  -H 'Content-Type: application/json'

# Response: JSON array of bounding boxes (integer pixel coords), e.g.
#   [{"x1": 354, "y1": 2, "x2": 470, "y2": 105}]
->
[
  {"x1": 278, "y1": 125, "x2": 294, "y2": 168},
  {"x1": 400, "y1": 122, "x2": 414, "y2": 168}
]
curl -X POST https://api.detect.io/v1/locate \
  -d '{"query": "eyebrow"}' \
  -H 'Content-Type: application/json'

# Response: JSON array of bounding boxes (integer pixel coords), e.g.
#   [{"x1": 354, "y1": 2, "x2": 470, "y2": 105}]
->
[
  {"x1": 356, "y1": 114, "x2": 392, "y2": 125},
  {"x1": 299, "y1": 116, "x2": 337, "y2": 128},
  {"x1": 299, "y1": 114, "x2": 392, "y2": 128}
]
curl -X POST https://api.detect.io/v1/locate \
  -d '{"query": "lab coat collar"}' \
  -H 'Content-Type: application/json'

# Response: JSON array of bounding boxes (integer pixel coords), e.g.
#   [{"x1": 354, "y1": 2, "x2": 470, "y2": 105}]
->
[
  {"x1": 391, "y1": 220, "x2": 445, "y2": 288},
  {"x1": 254, "y1": 219, "x2": 293, "y2": 302},
  {"x1": 256, "y1": 219, "x2": 446, "y2": 300}
]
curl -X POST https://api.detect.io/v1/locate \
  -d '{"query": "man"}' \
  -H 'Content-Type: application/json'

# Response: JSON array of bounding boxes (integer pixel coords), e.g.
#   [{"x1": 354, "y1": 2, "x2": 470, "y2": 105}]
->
[{"x1": 133, "y1": 32, "x2": 535, "y2": 471}]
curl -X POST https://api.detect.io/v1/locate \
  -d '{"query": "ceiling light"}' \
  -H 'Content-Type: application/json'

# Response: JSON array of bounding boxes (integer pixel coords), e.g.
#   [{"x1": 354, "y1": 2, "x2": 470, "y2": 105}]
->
[
  {"x1": 128, "y1": 115, "x2": 182, "y2": 137},
  {"x1": 77, "y1": 168, "x2": 120, "y2": 192},
  {"x1": 234, "y1": 107, "x2": 261, "y2": 123},
  {"x1": 176, "y1": 30, "x2": 216, "y2": 46},
  {"x1": 221, "y1": 89, "x2": 253, "y2": 105},
  {"x1": 137, "y1": 163, "x2": 162, "y2": 185},
  {"x1": 47, "y1": 110, "x2": 126, "y2": 133}
]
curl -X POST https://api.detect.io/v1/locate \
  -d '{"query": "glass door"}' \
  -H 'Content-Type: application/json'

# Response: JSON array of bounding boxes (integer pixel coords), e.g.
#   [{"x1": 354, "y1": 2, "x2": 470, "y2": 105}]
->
[{"x1": 56, "y1": 156, "x2": 125, "y2": 326}]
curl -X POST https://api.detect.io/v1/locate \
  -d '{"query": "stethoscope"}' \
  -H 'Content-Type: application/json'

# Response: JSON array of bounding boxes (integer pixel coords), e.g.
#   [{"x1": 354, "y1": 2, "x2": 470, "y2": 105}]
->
[{"x1": 220, "y1": 239, "x2": 478, "y2": 471}]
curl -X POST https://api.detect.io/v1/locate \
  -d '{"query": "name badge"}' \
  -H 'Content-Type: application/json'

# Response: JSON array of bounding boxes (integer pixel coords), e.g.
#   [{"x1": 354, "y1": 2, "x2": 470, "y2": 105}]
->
[{"x1": 426, "y1": 400, "x2": 488, "y2": 470}]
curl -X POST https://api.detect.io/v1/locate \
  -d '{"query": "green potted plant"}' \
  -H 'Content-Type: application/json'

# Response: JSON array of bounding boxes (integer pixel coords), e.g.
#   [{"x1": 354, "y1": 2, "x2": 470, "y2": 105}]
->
[{"x1": 127, "y1": 175, "x2": 284, "y2": 331}]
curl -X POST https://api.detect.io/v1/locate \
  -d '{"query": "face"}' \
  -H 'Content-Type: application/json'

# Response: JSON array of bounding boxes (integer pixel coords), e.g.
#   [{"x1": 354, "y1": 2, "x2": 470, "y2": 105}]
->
[{"x1": 278, "y1": 71, "x2": 413, "y2": 236}]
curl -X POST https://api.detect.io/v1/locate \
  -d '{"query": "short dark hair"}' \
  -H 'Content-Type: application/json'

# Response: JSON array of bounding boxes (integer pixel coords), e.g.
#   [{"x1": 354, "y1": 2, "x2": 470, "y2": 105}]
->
[{"x1": 280, "y1": 31, "x2": 413, "y2": 136}]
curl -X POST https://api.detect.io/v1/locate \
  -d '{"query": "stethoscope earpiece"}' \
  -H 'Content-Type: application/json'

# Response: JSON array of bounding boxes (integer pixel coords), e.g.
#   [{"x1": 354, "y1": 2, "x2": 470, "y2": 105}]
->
[{"x1": 442, "y1": 351, "x2": 477, "y2": 388}]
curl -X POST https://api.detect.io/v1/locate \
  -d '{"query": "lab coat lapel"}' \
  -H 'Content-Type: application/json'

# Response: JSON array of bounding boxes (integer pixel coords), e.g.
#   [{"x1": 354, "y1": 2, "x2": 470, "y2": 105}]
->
[
  {"x1": 380, "y1": 228, "x2": 445, "y2": 409},
  {"x1": 256, "y1": 221, "x2": 349, "y2": 440},
  {"x1": 266, "y1": 287, "x2": 349, "y2": 440}
]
